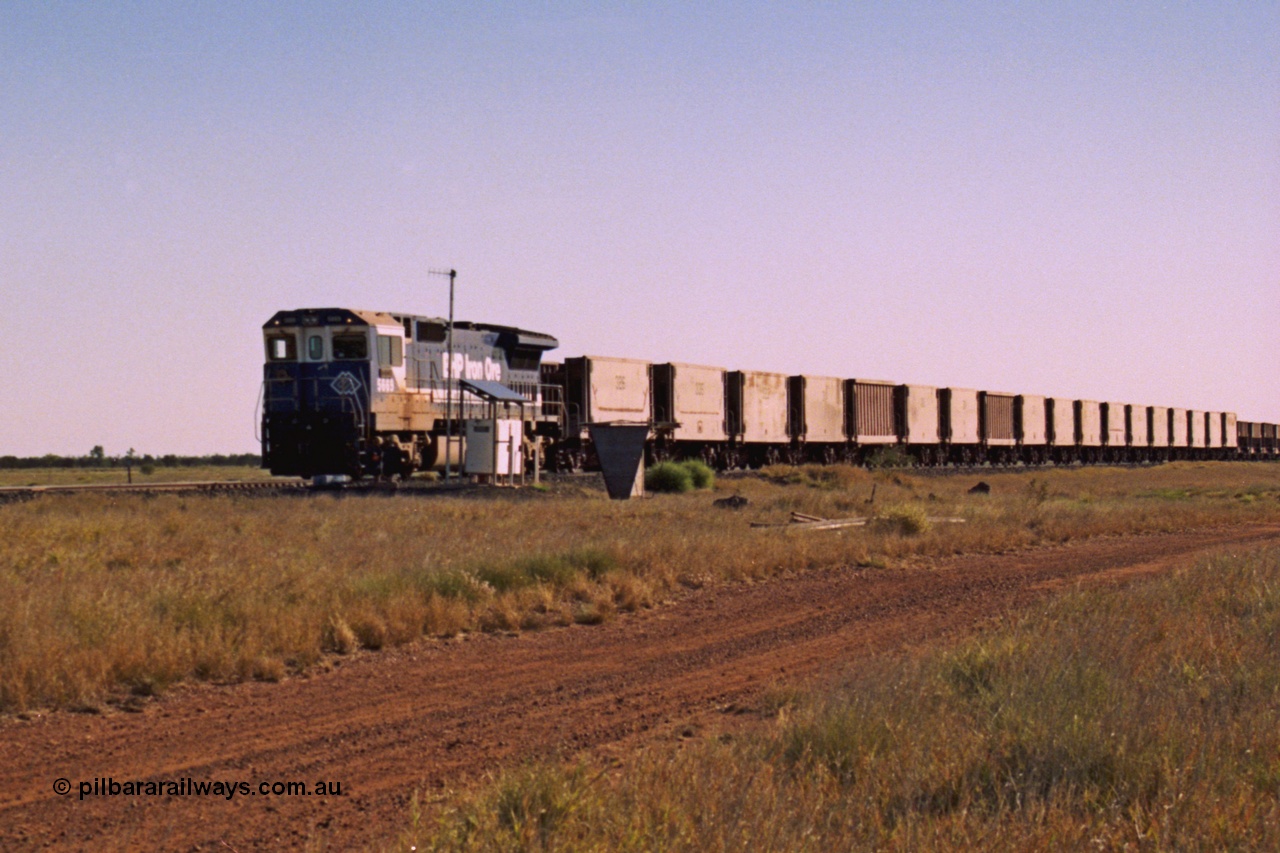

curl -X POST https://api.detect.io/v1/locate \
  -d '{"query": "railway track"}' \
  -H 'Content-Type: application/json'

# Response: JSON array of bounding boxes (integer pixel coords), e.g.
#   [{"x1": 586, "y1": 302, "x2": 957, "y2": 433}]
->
[
  {"x1": 4, "y1": 459, "x2": 1272, "y2": 505},
  {"x1": 0, "y1": 479, "x2": 307, "y2": 503},
  {"x1": 0, "y1": 477, "x2": 497, "y2": 503}
]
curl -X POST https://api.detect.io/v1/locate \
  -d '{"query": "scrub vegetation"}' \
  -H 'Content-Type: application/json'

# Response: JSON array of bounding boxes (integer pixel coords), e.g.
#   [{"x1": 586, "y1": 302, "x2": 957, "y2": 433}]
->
[
  {"x1": 644, "y1": 459, "x2": 716, "y2": 493},
  {"x1": 1, "y1": 462, "x2": 1279, "y2": 713},
  {"x1": 403, "y1": 545, "x2": 1280, "y2": 851}
]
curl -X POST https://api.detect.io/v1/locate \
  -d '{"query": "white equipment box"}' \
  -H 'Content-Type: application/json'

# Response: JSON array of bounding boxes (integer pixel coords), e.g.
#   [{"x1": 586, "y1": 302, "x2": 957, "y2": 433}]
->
[{"x1": 464, "y1": 419, "x2": 523, "y2": 476}]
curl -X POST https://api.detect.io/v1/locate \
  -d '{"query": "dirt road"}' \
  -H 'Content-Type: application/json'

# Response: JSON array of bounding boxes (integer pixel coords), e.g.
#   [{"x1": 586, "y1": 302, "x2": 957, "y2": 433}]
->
[{"x1": 3, "y1": 525, "x2": 1278, "y2": 850}]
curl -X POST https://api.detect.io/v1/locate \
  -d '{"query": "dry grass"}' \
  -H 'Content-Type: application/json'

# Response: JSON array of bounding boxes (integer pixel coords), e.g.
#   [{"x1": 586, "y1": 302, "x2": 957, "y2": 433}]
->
[
  {"x1": 0, "y1": 465, "x2": 277, "y2": 488},
  {"x1": 402, "y1": 544, "x2": 1280, "y2": 851},
  {"x1": 1, "y1": 463, "x2": 1279, "y2": 713}
]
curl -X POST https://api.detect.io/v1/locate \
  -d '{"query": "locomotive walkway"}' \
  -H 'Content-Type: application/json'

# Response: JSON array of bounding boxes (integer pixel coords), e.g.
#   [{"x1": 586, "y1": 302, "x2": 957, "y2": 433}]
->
[{"x1": 3, "y1": 523, "x2": 1279, "y2": 849}]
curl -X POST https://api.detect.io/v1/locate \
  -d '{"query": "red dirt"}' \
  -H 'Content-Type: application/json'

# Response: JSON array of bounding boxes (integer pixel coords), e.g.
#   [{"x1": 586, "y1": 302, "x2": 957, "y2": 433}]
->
[{"x1": 3, "y1": 524, "x2": 1278, "y2": 850}]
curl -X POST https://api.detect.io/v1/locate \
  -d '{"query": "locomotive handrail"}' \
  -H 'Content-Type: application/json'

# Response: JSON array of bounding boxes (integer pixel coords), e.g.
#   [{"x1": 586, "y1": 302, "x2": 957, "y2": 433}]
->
[
  {"x1": 409, "y1": 352, "x2": 439, "y2": 391},
  {"x1": 537, "y1": 383, "x2": 564, "y2": 421},
  {"x1": 254, "y1": 381, "x2": 265, "y2": 442},
  {"x1": 564, "y1": 401, "x2": 584, "y2": 436},
  {"x1": 262, "y1": 376, "x2": 300, "y2": 413},
  {"x1": 343, "y1": 383, "x2": 365, "y2": 425}
]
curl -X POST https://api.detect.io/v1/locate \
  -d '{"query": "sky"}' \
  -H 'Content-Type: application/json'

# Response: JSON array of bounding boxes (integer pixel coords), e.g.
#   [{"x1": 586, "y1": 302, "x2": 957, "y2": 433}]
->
[{"x1": 2, "y1": 1, "x2": 1277, "y2": 457}]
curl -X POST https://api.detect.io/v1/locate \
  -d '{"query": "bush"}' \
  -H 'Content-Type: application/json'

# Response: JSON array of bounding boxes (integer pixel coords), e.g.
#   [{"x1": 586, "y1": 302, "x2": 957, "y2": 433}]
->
[
  {"x1": 865, "y1": 445, "x2": 913, "y2": 469},
  {"x1": 645, "y1": 460, "x2": 716, "y2": 493},
  {"x1": 565, "y1": 547, "x2": 618, "y2": 579},
  {"x1": 681, "y1": 459, "x2": 716, "y2": 490},
  {"x1": 762, "y1": 464, "x2": 870, "y2": 490},
  {"x1": 516, "y1": 555, "x2": 576, "y2": 586},
  {"x1": 871, "y1": 503, "x2": 931, "y2": 536},
  {"x1": 645, "y1": 462, "x2": 693, "y2": 493},
  {"x1": 473, "y1": 562, "x2": 532, "y2": 592}
]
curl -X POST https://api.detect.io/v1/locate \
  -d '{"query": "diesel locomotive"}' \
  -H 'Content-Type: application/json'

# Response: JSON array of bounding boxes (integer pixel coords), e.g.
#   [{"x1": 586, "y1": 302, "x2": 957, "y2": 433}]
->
[{"x1": 259, "y1": 308, "x2": 560, "y2": 479}]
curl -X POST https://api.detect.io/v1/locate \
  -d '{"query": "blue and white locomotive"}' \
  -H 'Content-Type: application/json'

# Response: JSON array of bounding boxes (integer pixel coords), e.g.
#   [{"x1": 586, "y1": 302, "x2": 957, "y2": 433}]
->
[{"x1": 261, "y1": 308, "x2": 559, "y2": 478}]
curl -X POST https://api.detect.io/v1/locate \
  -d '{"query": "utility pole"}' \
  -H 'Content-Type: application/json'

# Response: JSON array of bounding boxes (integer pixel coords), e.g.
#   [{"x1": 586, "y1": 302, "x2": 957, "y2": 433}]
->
[{"x1": 430, "y1": 268, "x2": 458, "y2": 481}]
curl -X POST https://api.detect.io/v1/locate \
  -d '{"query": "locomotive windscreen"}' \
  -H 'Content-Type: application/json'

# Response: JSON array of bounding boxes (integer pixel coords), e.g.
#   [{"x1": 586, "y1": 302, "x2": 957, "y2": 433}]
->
[{"x1": 333, "y1": 334, "x2": 368, "y2": 359}]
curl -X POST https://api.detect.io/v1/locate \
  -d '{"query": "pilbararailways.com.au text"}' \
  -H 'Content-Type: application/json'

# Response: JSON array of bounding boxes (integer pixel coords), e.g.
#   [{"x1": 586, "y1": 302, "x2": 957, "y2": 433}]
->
[{"x1": 56, "y1": 777, "x2": 345, "y2": 801}]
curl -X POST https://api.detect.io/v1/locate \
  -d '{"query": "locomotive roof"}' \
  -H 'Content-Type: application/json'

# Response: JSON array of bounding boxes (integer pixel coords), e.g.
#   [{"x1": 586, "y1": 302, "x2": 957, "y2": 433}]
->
[
  {"x1": 263, "y1": 308, "x2": 558, "y2": 350},
  {"x1": 263, "y1": 308, "x2": 394, "y2": 328}
]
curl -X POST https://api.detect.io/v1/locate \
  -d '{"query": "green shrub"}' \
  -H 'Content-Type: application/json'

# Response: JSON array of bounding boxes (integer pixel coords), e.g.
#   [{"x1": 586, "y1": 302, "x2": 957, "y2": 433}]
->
[
  {"x1": 413, "y1": 569, "x2": 492, "y2": 602},
  {"x1": 681, "y1": 459, "x2": 716, "y2": 490},
  {"x1": 473, "y1": 561, "x2": 532, "y2": 592},
  {"x1": 645, "y1": 460, "x2": 715, "y2": 493},
  {"x1": 515, "y1": 554, "x2": 576, "y2": 586},
  {"x1": 645, "y1": 462, "x2": 694, "y2": 493},
  {"x1": 865, "y1": 445, "x2": 913, "y2": 469},
  {"x1": 470, "y1": 554, "x2": 587, "y2": 590},
  {"x1": 565, "y1": 547, "x2": 618, "y2": 579}
]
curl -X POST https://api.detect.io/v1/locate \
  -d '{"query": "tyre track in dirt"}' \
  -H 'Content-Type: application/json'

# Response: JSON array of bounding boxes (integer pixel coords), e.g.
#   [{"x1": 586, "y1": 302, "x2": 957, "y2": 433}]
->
[{"x1": 3, "y1": 524, "x2": 1279, "y2": 850}]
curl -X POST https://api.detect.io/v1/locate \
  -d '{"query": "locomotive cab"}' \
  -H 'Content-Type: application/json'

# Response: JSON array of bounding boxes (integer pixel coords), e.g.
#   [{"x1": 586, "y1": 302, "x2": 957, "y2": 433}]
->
[{"x1": 261, "y1": 309, "x2": 405, "y2": 478}]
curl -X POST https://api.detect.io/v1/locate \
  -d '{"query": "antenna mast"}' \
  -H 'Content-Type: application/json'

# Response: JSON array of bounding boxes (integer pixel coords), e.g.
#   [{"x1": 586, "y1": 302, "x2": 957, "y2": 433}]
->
[{"x1": 429, "y1": 268, "x2": 458, "y2": 481}]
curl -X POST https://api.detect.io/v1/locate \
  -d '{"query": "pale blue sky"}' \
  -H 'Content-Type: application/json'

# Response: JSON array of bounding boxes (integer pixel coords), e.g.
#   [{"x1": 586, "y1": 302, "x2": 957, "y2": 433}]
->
[{"x1": 2, "y1": 2, "x2": 1277, "y2": 455}]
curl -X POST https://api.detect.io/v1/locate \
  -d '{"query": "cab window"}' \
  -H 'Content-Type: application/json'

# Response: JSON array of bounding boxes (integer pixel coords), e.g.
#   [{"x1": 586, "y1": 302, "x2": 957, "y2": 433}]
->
[
  {"x1": 266, "y1": 335, "x2": 297, "y2": 361},
  {"x1": 377, "y1": 335, "x2": 403, "y2": 367},
  {"x1": 307, "y1": 335, "x2": 324, "y2": 360},
  {"x1": 416, "y1": 321, "x2": 447, "y2": 343},
  {"x1": 333, "y1": 334, "x2": 368, "y2": 360}
]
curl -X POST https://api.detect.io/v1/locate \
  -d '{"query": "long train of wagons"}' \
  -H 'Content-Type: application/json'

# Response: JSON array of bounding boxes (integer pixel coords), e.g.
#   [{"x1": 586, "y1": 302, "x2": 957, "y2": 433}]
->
[{"x1": 260, "y1": 308, "x2": 1278, "y2": 479}]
